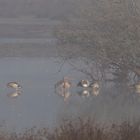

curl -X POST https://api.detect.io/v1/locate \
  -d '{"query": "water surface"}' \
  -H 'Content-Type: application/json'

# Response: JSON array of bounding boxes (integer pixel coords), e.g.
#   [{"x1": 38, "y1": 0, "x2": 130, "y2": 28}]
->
[{"x1": 0, "y1": 57, "x2": 140, "y2": 132}]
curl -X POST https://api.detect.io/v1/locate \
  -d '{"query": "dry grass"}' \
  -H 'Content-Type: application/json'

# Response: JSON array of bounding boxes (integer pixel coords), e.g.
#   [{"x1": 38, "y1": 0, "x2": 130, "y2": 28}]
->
[{"x1": 0, "y1": 118, "x2": 140, "y2": 140}]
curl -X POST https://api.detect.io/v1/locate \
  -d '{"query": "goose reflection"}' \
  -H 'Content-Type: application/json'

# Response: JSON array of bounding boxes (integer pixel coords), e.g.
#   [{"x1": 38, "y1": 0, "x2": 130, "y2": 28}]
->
[
  {"x1": 7, "y1": 82, "x2": 22, "y2": 90},
  {"x1": 62, "y1": 91, "x2": 71, "y2": 102},
  {"x1": 91, "y1": 88, "x2": 100, "y2": 96},
  {"x1": 55, "y1": 89, "x2": 71, "y2": 102},
  {"x1": 78, "y1": 89, "x2": 90, "y2": 98},
  {"x1": 7, "y1": 90, "x2": 21, "y2": 98}
]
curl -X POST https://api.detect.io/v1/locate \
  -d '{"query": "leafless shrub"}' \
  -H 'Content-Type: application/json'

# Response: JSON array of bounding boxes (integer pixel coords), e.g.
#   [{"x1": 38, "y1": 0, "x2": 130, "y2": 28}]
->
[{"x1": 0, "y1": 118, "x2": 140, "y2": 140}]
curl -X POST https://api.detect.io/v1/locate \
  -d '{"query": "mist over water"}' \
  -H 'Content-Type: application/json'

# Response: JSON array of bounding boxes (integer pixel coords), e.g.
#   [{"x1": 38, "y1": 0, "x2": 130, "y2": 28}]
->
[
  {"x1": 0, "y1": 0, "x2": 76, "y2": 18},
  {"x1": 0, "y1": 57, "x2": 138, "y2": 132},
  {"x1": 0, "y1": 0, "x2": 139, "y2": 132}
]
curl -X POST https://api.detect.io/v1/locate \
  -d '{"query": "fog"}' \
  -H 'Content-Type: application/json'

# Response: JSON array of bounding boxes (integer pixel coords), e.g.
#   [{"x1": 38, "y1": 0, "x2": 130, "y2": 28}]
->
[
  {"x1": 0, "y1": 0, "x2": 76, "y2": 18},
  {"x1": 0, "y1": 0, "x2": 139, "y2": 19},
  {"x1": 0, "y1": 0, "x2": 139, "y2": 131}
]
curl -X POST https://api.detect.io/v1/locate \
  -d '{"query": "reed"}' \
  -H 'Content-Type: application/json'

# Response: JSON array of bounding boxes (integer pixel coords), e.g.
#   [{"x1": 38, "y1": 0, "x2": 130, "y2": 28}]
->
[{"x1": 0, "y1": 118, "x2": 140, "y2": 140}]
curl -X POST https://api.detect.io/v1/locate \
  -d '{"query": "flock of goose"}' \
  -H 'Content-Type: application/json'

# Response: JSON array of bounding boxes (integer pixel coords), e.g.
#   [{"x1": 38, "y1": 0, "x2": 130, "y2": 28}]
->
[
  {"x1": 55, "y1": 77, "x2": 100, "y2": 101},
  {"x1": 6, "y1": 77, "x2": 140, "y2": 101},
  {"x1": 55, "y1": 77, "x2": 140, "y2": 101},
  {"x1": 6, "y1": 77, "x2": 100, "y2": 101}
]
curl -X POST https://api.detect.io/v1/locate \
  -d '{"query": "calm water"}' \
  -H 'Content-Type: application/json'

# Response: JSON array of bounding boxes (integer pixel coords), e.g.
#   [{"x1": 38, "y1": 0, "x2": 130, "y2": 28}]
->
[
  {"x1": 0, "y1": 0, "x2": 139, "y2": 135},
  {"x1": 0, "y1": 57, "x2": 140, "y2": 132}
]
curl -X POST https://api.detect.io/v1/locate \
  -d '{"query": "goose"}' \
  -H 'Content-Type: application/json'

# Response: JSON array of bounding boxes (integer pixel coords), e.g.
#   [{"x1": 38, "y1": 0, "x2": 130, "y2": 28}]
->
[
  {"x1": 77, "y1": 80, "x2": 90, "y2": 88},
  {"x1": 7, "y1": 82, "x2": 22, "y2": 90},
  {"x1": 90, "y1": 81, "x2": 100, "y2": 96},
  {"x1": 55, "y1": 77, "x2": 72, "y2": 99},
  {"x1": 90, "y1": 81, "x2": 99, "y2": 90},
  {"x1": 61, "y1": 77, "x2": 72, "y2": 89},
  {"x1": 56, "y1": 77, "x2": 71, "y2": 89},
  {"x1": 55, "y1": 77, "x2": 72, "y2": 93},
  {"x1": 129, "y1": 82, "x2": 140, "y2": 93}
]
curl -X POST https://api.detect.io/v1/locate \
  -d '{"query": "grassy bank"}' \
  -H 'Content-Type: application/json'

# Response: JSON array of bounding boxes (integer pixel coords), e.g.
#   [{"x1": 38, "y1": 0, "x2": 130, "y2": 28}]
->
[{"x1": 0, "y1": 118, "x2": 140, "y2": 140}]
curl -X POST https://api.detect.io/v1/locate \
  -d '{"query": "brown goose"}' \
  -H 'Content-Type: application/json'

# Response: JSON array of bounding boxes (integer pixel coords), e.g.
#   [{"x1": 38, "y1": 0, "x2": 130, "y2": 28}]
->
[
  {"x1": 90, "y1": 81, "x2": 100, "y2": 96},
  {"x1": 56, "y1": 77, "x2": 72, "y2": 89},
  {"x1": 55, "y1": 77, "x2": 72, "y2": 99},
  {"x1": 129, "y1": 82, "x2": 140, "y2": 93},
  {"x1": 7, "y1": 82, "x2": 22, "y2": 90}
]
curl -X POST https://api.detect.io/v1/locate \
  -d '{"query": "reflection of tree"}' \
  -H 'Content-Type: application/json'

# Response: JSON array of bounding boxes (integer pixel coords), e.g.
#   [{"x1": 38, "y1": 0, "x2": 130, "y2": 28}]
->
[{"x1": 68, "y1": 58, "x2": 105, "y2": 81}]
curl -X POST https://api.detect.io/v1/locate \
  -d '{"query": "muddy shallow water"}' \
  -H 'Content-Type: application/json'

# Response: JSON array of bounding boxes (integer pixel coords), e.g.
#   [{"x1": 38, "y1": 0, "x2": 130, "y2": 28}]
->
[{"x1": 0, "y1": 57, "x2": 139, "y2": 132}]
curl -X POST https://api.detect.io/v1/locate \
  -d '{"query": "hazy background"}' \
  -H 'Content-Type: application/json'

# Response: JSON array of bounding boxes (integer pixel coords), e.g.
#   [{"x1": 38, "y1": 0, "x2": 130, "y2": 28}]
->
[
  {"x1": 0, "y1": 0, "x2": 139, "y2": 57},
  {"x1": 0, "y1": 0, "x2": 139, "y2": 132},
  {"x1": 0, "y1": 0, "x2": 139, "y2": 18},
  {"x1": 0, "y1": 0, "x2": 76, "y2": 18}
]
